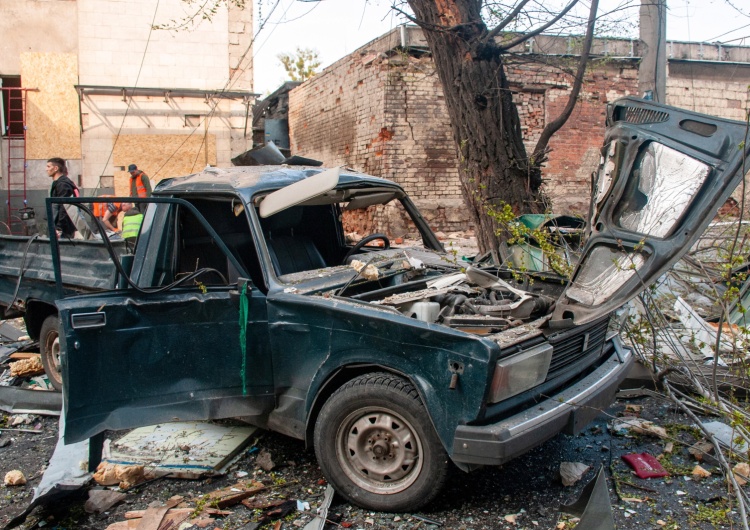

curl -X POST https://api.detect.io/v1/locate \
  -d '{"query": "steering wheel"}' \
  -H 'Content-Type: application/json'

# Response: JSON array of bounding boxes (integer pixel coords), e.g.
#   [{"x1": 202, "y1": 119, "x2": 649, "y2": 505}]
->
[{"x1": 343, "y1": 233, "x2": 391, "y2": 264}]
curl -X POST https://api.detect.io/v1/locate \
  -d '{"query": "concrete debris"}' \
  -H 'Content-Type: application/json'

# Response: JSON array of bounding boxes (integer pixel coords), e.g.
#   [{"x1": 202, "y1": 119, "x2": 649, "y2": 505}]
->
[
  {"x1": 350, "y1": 259, "x2": 379, "y2": 280},
  {"x1": 256, "y1": 449, "x2": 276, "y2": 471},
  {"x1": 733, "y1": 463, "x2": 750, "y2": 486},
  {"x1": 9, "y1": 414, "x2": 35, "y2": 426},
  {"x1": 9, "y1": 356, "x2": 44, "y2": 378},
  {"x1": 4, "y1": 469, "x2": 26, "y2": 486},
  {"x1": 692, "y1": 465, "x2": 711, "y2": 478},
  {"x1": 92, "y1": 463, "x2": 146, "y2": 490},
  {"x1": 610, "y1": 418, "x2": 667, "y2": 439},
  {"x1": 688, "y1": 441, "x2": 716, "y2": 463},
  {"x1": 559, "y1": 462, "x2": 590, "y2": 486}
]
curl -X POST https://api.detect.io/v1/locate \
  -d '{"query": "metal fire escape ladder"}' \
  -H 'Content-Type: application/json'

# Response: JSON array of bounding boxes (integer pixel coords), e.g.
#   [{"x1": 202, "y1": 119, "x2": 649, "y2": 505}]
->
[{"x1": 1, "y1": 87, "x2": 35, "y2": 235}]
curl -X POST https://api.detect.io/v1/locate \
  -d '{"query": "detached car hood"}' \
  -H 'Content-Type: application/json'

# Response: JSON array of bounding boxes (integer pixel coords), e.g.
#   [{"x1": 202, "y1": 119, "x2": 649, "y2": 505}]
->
[{"x1": 553, "y1": 97, "x2": 750, "y2": 327}]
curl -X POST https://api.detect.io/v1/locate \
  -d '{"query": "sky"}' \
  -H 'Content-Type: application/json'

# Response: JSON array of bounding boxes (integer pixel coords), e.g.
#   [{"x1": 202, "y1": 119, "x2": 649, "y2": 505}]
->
[{"x1": 251, "y1": 0, "x2": 750, "y2": 95}]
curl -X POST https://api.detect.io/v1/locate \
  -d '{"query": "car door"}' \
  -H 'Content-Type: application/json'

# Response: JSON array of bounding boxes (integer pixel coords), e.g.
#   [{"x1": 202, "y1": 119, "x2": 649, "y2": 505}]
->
[
  {"x1": 552, "y1": 97, "x2": 750, "y2": 327},
  {"x1": 51, "y1": 197, "x2": 273, "y2": 444}
]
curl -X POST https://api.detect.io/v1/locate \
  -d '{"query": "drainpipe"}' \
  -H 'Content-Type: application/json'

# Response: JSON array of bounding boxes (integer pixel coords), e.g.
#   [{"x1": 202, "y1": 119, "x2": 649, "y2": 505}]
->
[{"x1": 400, "y1": 25, "x2": 408, "y2": 49}]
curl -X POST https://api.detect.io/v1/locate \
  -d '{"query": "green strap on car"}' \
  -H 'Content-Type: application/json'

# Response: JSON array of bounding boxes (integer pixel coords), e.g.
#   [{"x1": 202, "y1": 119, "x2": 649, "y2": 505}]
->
[{"x1": 239, "y1": 280, "x2": 249, "y2": 396}]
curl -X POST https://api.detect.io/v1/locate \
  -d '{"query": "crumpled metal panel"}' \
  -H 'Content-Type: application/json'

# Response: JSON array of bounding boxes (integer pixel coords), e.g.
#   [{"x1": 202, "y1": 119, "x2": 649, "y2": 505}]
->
[{"x1": 553, "y1": 97, "x2": 750, "y2": 327}]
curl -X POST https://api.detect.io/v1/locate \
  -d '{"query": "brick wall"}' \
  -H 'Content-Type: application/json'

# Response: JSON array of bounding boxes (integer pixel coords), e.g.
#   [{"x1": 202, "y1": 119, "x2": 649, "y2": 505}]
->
[
  {"x1": 289, "y1": 28, "x2": 750, "y2": 233},
  {"x1": 526, "y1": 59, "x2": 640, "y2": 212}
]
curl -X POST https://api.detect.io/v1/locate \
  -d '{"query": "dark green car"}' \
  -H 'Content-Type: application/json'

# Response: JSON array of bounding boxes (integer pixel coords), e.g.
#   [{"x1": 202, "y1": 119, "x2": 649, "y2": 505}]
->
[{"x1": 51, "y1": 98, "x2": 750, "y2": 511}]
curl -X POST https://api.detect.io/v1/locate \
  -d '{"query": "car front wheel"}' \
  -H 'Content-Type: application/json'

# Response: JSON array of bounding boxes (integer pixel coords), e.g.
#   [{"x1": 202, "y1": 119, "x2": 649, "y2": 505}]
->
[{"x1": 314, "y1": 372, "x2": 449, "y2": 512}]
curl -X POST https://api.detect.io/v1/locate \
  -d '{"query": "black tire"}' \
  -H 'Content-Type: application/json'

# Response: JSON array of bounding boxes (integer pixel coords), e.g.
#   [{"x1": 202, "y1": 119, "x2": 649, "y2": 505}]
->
[
  {"x1": 314, "y1": 372, "x2": 449, "y2": 512},
  {"x1": 40, "y1": 315, "x2": 63, "y2": 391}
]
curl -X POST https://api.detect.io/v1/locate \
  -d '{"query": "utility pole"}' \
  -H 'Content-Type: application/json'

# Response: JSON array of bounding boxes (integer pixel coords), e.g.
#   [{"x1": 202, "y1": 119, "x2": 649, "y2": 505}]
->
[{"x1": 638, "y1": 0, "x2": 667, "y2": 103}]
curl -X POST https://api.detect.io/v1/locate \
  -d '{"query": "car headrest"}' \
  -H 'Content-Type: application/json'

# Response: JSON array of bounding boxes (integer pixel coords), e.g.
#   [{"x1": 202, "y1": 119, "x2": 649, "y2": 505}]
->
[{"x1": 264, "y1": 206, "x2": 304, "y2": 232}]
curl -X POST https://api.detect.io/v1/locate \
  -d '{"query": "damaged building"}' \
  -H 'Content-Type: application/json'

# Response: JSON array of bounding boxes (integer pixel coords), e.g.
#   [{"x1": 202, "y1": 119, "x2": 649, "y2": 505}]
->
[
  {"x1": 284, "y1": 26, "x2": 750, "y2": 232},
  {"x1": 0, "y1": 0, "x2": 255, "y2": 234}
]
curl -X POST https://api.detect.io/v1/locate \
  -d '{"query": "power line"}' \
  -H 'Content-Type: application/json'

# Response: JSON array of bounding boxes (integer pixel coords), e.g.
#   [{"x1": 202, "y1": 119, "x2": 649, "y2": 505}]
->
[
  {"x1": 706, "y1": 22, "x2": 750, "y2": 42},
  {"x1": 156, "y1": 0, "x2": 284, "y2": 176}
]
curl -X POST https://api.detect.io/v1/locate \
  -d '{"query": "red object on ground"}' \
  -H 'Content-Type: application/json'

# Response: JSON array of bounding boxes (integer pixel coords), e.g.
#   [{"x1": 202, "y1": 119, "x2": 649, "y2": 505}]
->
[{"x1": 621, "y1": 453, "x2": 669, "y2": 479}]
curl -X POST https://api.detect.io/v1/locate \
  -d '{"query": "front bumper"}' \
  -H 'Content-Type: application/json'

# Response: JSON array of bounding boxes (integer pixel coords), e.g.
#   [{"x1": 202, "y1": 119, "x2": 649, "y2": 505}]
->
[{"x1": 452, "y1": 335, "x2": 632, "y2": 466}]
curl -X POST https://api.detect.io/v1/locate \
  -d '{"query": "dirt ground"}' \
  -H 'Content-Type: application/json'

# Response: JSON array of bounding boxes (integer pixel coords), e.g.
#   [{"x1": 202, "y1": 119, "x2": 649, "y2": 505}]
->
[{"x1": 0, "y1": 385, "x2": 741, "y2": 530}]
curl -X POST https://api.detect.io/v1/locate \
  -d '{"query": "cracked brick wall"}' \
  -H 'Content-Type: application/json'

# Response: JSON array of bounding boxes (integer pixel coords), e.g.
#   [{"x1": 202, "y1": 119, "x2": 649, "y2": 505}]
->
[{"x1": 289, "y1": 29, "x2": 750, "y2": 233}]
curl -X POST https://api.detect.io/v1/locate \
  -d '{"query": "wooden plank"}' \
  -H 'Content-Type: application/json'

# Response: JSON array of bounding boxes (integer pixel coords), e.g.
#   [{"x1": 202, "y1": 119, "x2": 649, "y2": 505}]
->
[
  {"x1": 135, "y1": 497, "x2": 182, "y2": 530},
  {"x1": 8, "y1": 353, "x2": 40, "y2": 360},
  {"x1": 105, "y1": 515, "x2": 213, "y2": 530},
  {"x1": 124, "y1": 508, "x2": 230, "y2": 519},
  {"x1": 203, "y1": 481, "x2": 266, "y2": 508}
]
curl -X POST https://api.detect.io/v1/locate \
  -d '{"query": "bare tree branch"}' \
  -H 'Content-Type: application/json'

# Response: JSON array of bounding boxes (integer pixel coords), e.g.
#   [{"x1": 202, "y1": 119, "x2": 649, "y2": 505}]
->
[
  {"x1": 484, "y1": 0, "x2": 534, "y2": 42},
  {"x1": 530, "y1": 0, "x2": 597, "y2": 163},
  {"x1": 496, "y1": 0, "x2": 581, "y2": 51}
]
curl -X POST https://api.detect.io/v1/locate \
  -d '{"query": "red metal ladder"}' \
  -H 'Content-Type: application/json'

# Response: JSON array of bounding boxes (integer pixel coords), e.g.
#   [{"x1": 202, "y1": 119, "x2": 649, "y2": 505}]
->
[{"x1": 1, "y1": 87, "x2": 34, "y2": 235}]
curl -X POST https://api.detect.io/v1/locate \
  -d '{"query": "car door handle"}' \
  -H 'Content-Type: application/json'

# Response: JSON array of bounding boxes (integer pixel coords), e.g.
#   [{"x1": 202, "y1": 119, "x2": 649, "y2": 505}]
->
[{"x1": 70, "y1": 312, "x2": 107, "y2": 329}]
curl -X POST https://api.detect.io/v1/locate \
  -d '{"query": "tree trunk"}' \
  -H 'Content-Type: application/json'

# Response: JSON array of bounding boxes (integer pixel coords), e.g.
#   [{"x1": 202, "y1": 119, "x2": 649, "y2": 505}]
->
[{"x1": 406, "y1": 0, "x2": 544, "y2": 255}]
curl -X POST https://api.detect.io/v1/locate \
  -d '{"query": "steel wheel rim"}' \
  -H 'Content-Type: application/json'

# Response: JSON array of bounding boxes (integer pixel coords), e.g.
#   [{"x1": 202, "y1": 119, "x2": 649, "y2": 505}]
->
[
  {"x1": 335, "y1": 406, "x2": 423, "y2": 494},
  {"x1": 45, "y1": 331, "x2": 61, "y2": 373}
]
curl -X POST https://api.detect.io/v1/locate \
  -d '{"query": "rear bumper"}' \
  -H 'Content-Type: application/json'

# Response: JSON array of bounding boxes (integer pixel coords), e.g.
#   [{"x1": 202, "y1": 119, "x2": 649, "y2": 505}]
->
[{"x1": 451, "y1": 335, "x2": 632, "y2": 466}]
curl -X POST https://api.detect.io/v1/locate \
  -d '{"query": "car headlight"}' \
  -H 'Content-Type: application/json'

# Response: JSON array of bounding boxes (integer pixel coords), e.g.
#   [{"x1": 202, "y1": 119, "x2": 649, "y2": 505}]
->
[{"x1": 488, "y1": 343, "x2": 553, "y2": 403}]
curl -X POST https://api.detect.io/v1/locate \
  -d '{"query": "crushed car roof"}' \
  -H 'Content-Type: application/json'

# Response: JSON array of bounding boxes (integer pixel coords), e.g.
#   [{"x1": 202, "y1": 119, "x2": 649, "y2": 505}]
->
[{"x1": 153, "y1": 165, "x2": 401, "y2": 198}]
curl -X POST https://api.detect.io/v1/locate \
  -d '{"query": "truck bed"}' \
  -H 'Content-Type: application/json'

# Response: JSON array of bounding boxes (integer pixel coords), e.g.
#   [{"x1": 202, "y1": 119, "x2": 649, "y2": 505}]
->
[{"x1": 0, "y1": 235, "x2": 127, "y2": 309}]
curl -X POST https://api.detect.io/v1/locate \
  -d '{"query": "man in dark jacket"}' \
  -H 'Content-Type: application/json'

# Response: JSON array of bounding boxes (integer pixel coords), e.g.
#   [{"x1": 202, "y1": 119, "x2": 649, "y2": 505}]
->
[{"x1": 47, "y1": 157, "x2": 78, "y2": 238}]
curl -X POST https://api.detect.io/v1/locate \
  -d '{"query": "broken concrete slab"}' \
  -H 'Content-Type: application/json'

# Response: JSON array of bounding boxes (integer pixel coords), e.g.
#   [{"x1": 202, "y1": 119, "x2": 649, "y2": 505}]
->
[{"x1": 103, "y1": 422, "x2": 256, "y2": 479}]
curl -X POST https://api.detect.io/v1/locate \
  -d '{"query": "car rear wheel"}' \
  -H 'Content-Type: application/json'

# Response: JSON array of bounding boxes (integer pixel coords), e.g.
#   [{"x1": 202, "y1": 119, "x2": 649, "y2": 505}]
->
[
  {"x1": 314, "y1": 372, "x2": 449, "y2": 512},
  {"x1": 40, "y1": 315, "x2": 63, "y2": 391}
]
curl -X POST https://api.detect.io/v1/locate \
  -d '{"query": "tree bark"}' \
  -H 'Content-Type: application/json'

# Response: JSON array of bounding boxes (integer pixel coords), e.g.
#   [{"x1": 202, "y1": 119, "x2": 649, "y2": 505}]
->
[{"x1": 404, "y1": 0, "x2": 594, "y2": 255}]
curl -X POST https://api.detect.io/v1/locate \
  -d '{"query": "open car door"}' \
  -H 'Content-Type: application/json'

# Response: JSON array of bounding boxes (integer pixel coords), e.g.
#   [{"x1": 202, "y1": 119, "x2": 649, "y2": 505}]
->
[
  {"x1": 552, "y1": 97, "x2": 750, "y2": 327},
  {"x1": 49, "y1": 197, "x2": 272, "y2": 443}
]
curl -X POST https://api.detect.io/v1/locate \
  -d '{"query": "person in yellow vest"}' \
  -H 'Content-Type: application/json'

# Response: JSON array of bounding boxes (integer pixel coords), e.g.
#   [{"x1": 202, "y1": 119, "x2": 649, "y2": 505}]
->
[
  {"x1": 128, "y1": 164, "x2": 152, "y2": 213},
  {"x1": 121, "y1": 203, "x2": 144, "y2": 249}
]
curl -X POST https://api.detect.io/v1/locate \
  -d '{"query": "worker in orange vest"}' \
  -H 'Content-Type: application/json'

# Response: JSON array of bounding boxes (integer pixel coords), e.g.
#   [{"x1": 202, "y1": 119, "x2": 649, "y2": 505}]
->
[
  {"x1": 92, "y1": 196, "x2": 126, "y2": 232},
  {"x1": 128, "y1": 164, "x2": 152, "y2": 213}
]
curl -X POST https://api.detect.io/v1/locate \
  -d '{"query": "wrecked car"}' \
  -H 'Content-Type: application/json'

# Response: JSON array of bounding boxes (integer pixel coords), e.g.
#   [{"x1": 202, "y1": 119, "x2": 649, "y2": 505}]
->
[{"x1": 50, "y1": 98, "x2": 749, "y2": 512}]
